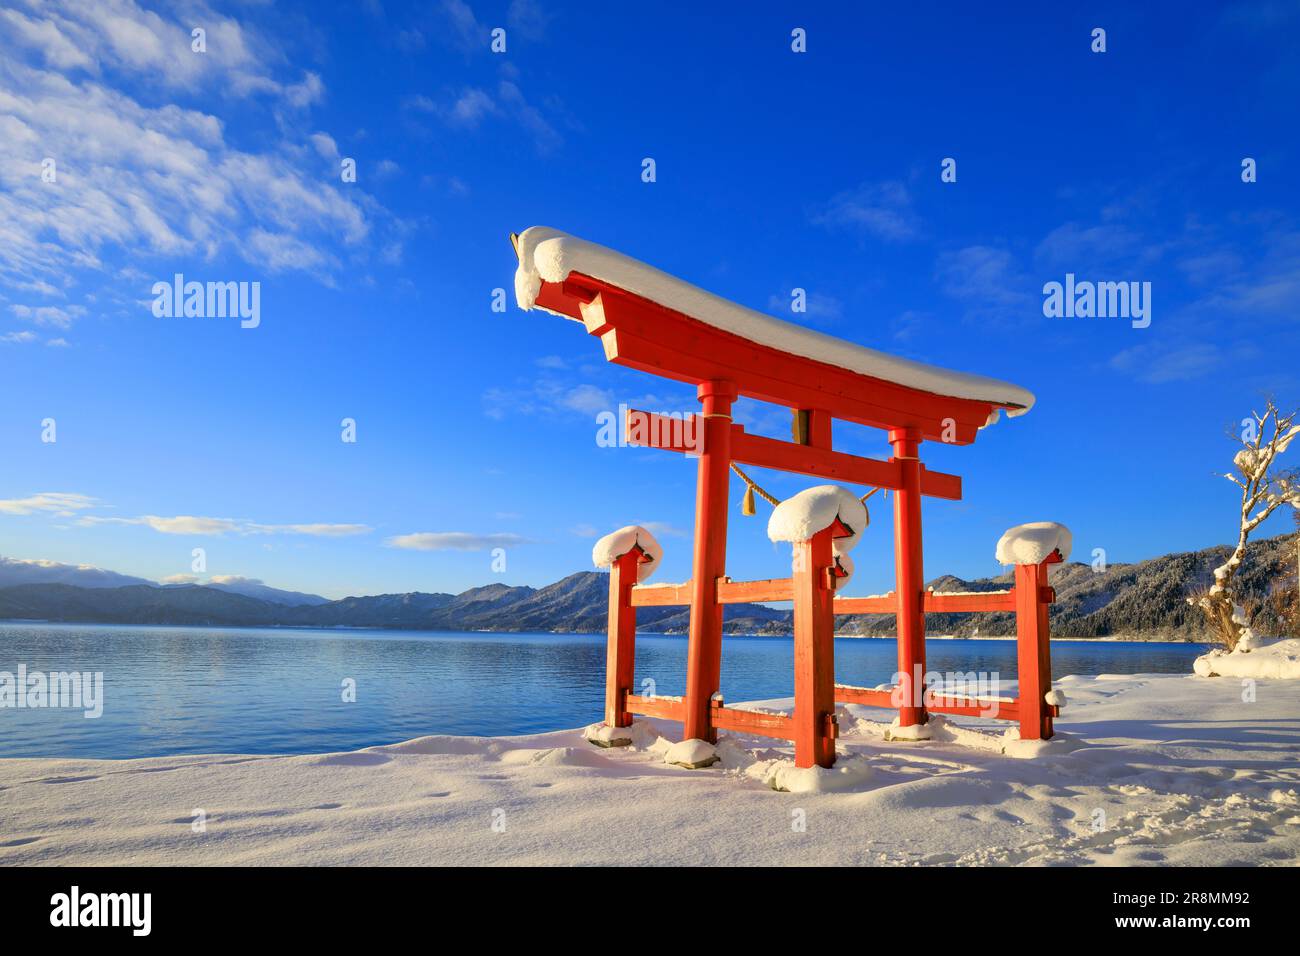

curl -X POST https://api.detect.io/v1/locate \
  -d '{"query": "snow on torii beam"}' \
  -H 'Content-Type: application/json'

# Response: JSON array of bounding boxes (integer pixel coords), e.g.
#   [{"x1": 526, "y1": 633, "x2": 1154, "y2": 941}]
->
[
  {"x1": 512, "y1": 226, "x2": 1035, "y2": 746},
  {"x1": 512, "y1": 227, "x2": 1034, "y2": 444}
]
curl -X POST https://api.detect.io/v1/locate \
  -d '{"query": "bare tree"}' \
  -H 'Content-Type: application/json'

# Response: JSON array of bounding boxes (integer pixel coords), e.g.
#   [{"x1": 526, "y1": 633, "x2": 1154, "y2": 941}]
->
[
  {"x1": 1197, "y1": 399, "x2": 1300, "y2": 649},
  {"x1": 1294, "y1": 506, "x2": 1300, "y2": 592}
]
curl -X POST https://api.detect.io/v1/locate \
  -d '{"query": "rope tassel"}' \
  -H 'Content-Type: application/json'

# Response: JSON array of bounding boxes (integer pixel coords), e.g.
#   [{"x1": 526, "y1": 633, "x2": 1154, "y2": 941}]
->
[
  {"x1": 729, "y1": 460, "x2": 883, "y2": 520},
  {"x1": 730, "y1": 462, "x2": 779, "y2": 516}
]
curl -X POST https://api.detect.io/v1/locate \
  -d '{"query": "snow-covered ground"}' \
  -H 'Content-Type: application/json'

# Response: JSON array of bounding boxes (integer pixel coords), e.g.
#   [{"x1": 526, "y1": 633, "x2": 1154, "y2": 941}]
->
[
  {"x1": 1, "y1": 674, "x2": 1297, "y2": 866},
  {"x1": 1195, "y1": 637, "x2": 1300, "y2": 679}
]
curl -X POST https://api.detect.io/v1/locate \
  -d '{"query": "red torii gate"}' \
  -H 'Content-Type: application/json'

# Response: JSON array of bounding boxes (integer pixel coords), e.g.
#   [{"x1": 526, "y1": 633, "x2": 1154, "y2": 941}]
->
[{"x1": 512, "y1": 227, "x2": 1062, "y2": 769}]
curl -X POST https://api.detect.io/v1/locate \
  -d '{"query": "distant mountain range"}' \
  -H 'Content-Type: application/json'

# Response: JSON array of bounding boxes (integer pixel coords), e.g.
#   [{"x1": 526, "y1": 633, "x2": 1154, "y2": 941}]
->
[
  {"x1": 0, "y1": 558, "x2": 328, "y2": 606},
  {"x1": 1, "y1": 533, "x2": 1296, "y2": 639}
]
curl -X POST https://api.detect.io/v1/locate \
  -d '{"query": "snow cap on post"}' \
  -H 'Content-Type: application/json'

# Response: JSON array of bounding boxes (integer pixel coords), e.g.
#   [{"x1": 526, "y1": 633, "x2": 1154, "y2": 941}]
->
[
  {"x1": 592, "y1": 525, "x2": 663, "y2": 583},
  {"x1": 995, "y1": 522, "x2": 1072, "y2": 566},
  {"x1": 768, "y1": 485, "x2": 869, "y2": 552}
]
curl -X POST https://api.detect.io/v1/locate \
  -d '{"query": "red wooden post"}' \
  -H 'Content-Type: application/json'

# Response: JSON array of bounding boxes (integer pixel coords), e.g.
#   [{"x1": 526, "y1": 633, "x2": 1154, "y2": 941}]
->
[
  {"x1": 604, "y1": 548, "x2": 640, "y2": 728},
  {"x1": 683, "y1": 380, "x2": 737, "y2": 744},
  {"x1": 889, "y1": 426, "x2": 927, "y2": 729},
  {"x1": 793, "y1": 527, "x2": 837, "y2": 768},
  {"x1": 1014, "y1": 557, "x2": 1056, "y2": 740}
]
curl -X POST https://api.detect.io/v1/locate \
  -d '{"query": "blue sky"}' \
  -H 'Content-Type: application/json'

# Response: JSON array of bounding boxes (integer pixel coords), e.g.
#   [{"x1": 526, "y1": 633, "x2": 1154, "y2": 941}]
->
[{"x1": 1, "y1": 0, "x2": 1297, "y2": 601}]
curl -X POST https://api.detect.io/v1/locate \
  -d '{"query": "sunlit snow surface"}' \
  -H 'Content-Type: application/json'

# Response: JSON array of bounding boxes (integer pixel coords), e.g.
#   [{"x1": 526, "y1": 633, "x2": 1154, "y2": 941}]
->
[{"x1": 2, "y1": 673, "x2": 1297, "y2": 865}]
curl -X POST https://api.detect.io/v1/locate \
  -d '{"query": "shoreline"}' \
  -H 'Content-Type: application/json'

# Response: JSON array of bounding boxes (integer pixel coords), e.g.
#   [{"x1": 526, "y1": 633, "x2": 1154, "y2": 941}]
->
[{"x1": 0, "y1": 618, "x2": 1209, "y2": 644}]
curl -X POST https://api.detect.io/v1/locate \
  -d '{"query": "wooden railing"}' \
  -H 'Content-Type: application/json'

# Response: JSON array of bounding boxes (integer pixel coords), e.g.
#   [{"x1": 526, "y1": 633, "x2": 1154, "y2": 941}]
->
[
  {"x1": 630, "y1": 577, "x2": 1024, "y2": 615},
  {"x1": 608, "y1": 554, "x2": 1061, "y2": 753}
]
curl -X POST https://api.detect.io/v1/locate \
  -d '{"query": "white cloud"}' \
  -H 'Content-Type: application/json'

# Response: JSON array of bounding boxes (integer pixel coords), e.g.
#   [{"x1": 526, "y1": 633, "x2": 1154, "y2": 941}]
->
[
  {"x1": 556, "y1": 384, "x2": 615, "y2": 416},
  {"x1": 507, "y1": 0, "x2": 551, "y2": 39},
  {"x1": 0, "y1": 1, "x2": 389, "y2": 321},
  {"x1": 309, "y1": 132, "x2": 339, "y2": 159},
  {"x1": 10, "y1": 304, "x2": 85, "y2": 328},
  {"x1": 411, "y1": 80, "x2": 561, "y2": 152},
  {"x1": 935, "y1": 243, "x2": 1034, "y2": 325},
  {"x1": 766, "y1": 291, "x2": 843, "y2": 322},
  {"x1": 448, "y1": 88, "x2": 496, "y2": 126},
  {"x1": 1109, "y1": 343, "x2": 1225, "y2": 384},
  {"x1": 1, "y1": 330, "x2": 38, "y2": 344},
  {"x1": 936, "y1": 245, "x2": 1034, "y2": 310},
  {"x1": 386, "y1": 532, "x2": 532, "y2": 551},
  {"x1": 76, "y1": 514, "x2": 372, "y2": 537},
  {"x1": 0, "y1": 492, "x2": 97, "y2": 516},
  {"x1": 0, "y1": 8, "x2": 93, "y2": 70},
  {"x1": 813, "y1": 181, "x2": 919, "y2": 241},
  {"x1": 2, "y1": 0, "x2": 310, "y2": 98},
  {"x1": 439, "y1": 0, "x2": 484, "y2": 51},
  {"x1": 1035, "y1": 221, "x2": 1143, "y2": 269},
  {"x1": 79, "y1": 514, "x2": 243, "y2": 535},
  {"x1": 246, "y1": 522, "x2": 372, "y2": 537}
]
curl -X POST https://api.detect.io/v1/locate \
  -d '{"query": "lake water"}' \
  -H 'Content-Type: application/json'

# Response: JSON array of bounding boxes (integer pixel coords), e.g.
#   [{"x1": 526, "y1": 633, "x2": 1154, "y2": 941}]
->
[{"x1": 0, "y1": 623, "x2": 1209, "y2": 759}]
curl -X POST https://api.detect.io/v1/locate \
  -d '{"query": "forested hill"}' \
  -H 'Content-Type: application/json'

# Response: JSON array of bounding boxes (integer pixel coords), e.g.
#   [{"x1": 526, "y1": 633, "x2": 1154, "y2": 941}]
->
[{"x1": 1, "y1": 533, "x2": 1296, "y2": 640}]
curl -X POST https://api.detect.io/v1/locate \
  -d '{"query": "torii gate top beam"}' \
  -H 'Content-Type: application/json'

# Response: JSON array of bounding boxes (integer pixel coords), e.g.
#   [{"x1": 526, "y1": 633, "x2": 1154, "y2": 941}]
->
[{"x1": 512, "y1": 227, "x2": 1034, "y2": 445}]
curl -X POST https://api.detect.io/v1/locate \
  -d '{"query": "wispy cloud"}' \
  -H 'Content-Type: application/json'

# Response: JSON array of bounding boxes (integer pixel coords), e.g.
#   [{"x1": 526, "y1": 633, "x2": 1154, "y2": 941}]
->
[
  {"x1": 1109, "y1": 342, "x2": 1260, "y2": 385},
  {"x1": 386, "y1": 532, "x2": 532, "y2": 551},
  {"x1": 0, "y1": 0, "x2": 393, "y2": 332},
  {"x1": 507, "y1": 0, "x2": 552, "y2": 39},
  {"x1": 766, "y1": 291, "x2": 843, "y2": 323},
  {"x1": 0, "y1": 492, "x2": 97, "y2": 516},
  {"x1": 935, "y1": 244, "x2": 1036, "y2": 325},
  {"x1": 1035, "y1": 222, "x2": 1147, "y2": 269},
  {"x1": 482, "y1": 379, "x2": 681, "y2": 420},
  {"x1": 9, "y1": 305, "x2": 86, "y2": 328},
  {"x1": 408, "y1": 78, "x2": 562, "y2": 152},
  {"x1": 812, "y1": 181, "x2": 920, "y2": 242},
  {"x1": 76, "y1": 515, "x2": 372, "y2": 537},
  {"x1": 438, "y1": 0, "x2": 484, "y2": 52}
]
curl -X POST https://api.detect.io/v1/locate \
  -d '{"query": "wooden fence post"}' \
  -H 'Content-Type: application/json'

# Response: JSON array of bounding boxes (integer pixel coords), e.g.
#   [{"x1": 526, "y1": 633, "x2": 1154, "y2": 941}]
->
[
  {"x1": 793, "y1": 526, "x2": 837, "y2": 768},
  {"x1": 604, "y1": 548, "x2": 640, "y2": 729},
  {"x1": 1014, "y1": 555, "x2": 1058, "y2": 740}
]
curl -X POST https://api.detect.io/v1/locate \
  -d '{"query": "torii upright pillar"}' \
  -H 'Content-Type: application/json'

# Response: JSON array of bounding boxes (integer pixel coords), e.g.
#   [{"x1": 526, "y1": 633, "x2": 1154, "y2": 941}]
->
[
  {"x1": 890, "y1": 426, "x2": 928, "y2": 728},
  {"x1": 682, "y1": 380, "x2": 737, "y2": 744}
]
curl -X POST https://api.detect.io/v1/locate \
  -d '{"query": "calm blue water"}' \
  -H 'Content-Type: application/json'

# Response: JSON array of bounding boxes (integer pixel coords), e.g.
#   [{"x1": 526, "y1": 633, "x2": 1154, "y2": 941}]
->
[{"x1": 0, "y1": 623, "x2": 1208, "y2": 759}]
